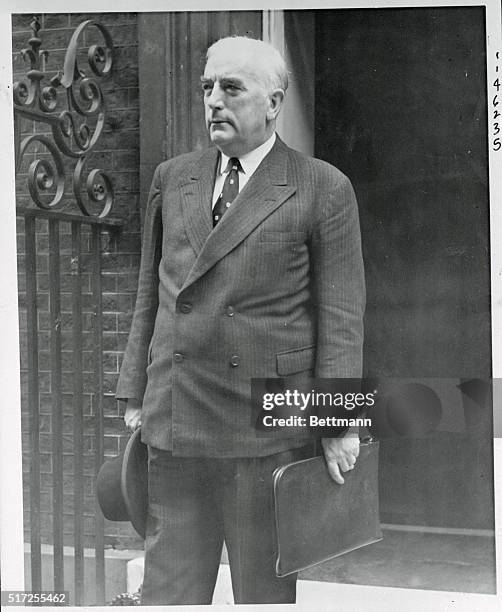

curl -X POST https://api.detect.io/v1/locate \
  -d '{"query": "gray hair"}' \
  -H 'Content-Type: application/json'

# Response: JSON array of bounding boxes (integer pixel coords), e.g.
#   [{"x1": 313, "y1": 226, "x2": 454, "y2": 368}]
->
[{"x1": 206, "y1": 36, "x2": 289, "y2": 93}]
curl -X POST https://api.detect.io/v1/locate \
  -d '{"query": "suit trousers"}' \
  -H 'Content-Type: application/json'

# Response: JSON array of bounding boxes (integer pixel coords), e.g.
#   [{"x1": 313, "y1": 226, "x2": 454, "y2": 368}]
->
[{"x1": 141, "y1": 443, "x2": 313, "y2": 605}]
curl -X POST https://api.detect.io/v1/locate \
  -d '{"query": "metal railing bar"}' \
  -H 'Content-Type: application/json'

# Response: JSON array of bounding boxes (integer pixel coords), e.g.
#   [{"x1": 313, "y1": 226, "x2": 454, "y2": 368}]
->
[
  {"x1": 17, "y1": 206, "x2": 123, "y2": 229},
  {"x1": 25, "y1": 216, "x2": 42, "y2": 592},
  {"x1": 91, "y1": 226, "x2": 105, "y2": 604},
  {"x1": 48, "y1": 219, "x2": 64, "y2": 592},
  {"x1": 71, "y1": 222, "x2": 84, "y2": 605}
]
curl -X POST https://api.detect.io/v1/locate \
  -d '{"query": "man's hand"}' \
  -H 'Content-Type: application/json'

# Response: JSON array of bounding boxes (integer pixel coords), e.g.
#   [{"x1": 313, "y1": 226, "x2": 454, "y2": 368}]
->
[
  {"x1": 124, "y1": 398, "x2": 142, "y2": 433},
  {"x1": 321, "y1": 432, "x2": 360, "y2": 484}
]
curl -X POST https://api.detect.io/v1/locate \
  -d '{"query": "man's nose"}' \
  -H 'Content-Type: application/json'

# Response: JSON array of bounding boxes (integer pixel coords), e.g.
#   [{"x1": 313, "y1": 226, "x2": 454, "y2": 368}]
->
[{"x1": 207, "y1": 83, "x2": 224, "y2": 110}]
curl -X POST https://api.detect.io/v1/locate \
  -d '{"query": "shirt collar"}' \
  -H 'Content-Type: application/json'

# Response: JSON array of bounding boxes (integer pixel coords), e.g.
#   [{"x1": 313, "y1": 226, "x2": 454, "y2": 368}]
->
[{"x1": 218, "y1": 133, "x2": 277, "y2": 176}]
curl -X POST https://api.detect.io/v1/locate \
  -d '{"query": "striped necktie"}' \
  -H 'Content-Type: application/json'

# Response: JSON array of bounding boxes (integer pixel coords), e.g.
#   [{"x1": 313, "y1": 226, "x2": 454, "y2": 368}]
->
[{"x1": 213, "y1": 157, "x2": 242, "y2": 226}]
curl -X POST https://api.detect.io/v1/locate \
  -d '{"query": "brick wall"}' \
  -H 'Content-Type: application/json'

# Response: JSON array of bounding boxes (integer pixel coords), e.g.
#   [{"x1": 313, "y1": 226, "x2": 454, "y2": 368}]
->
[{"x1": 13, "y1": 13, "x2": 143, "y2": 550}]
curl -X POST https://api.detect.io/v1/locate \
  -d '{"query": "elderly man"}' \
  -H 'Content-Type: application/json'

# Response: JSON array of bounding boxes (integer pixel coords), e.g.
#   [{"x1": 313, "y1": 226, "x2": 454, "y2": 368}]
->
[{"x1": 116, "y1": 36, "x2": 365, "y2": 605}]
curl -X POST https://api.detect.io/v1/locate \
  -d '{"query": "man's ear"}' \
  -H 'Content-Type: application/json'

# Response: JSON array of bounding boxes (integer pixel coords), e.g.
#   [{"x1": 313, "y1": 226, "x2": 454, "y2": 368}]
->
[{"x1": 266, "y1": 89, "x2": 285, "y2": 120}]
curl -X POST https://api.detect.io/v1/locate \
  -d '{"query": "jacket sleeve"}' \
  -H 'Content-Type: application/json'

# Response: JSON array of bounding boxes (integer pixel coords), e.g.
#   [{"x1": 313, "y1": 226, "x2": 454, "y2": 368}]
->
[
  {"x1": 311, "y1": 172, "x2": 366, "y2": 378},
  {"x1": 115, "y1": 164, "x2": 163, "y2": 401}
]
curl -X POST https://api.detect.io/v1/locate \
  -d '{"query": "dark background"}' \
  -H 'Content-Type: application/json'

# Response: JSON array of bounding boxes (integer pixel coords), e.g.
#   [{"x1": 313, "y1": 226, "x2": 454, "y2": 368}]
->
[
  {"x1": 315, "y1": 7, "x2": 492, "y2": 528},
  {"x1": 316, "y1": 8, "x2": 490, "y2": 380}
]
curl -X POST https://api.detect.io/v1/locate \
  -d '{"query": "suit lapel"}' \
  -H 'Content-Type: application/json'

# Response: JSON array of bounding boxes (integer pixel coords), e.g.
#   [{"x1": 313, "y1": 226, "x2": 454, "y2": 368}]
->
[
  {"x1": 179, "y1": 148, "x2": 219, "y2": 254},
  {"x1": 181, "y1": 138, "x2": 296, "y2": 291}
]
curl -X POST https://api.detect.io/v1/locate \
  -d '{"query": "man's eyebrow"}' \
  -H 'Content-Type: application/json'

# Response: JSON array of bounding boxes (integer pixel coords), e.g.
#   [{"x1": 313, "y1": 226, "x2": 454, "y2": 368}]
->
[
  {"x1": 199, "y1": 75, "x2": 245, "y2": 87},
  {"x1": 220, "y1": 77, "x2": 245, "y2": 87}
]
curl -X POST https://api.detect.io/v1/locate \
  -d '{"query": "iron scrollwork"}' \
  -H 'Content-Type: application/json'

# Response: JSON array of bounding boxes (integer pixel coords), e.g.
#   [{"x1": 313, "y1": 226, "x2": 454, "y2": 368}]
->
[{"x1": 14, "y1": 16, "x2": 115, "y2": 217}]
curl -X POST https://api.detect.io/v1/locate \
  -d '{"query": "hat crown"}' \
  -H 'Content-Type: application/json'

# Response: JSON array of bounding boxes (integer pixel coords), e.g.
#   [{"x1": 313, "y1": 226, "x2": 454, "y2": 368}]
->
[{"x1": 96, "y1": 428, "x2": 148, "y2": 539}]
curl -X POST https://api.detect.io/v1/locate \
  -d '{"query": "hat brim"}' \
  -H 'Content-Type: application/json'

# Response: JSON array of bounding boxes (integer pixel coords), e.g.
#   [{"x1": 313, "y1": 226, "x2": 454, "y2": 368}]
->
[{"x1": 121, "y1": 427, "x2": 148, "y2": 539}]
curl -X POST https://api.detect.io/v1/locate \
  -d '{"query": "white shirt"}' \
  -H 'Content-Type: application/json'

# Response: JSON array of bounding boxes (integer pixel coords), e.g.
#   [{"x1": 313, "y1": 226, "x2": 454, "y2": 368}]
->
[{"x1": 211, "y1": 133, "x2": 277, "y2": 208}]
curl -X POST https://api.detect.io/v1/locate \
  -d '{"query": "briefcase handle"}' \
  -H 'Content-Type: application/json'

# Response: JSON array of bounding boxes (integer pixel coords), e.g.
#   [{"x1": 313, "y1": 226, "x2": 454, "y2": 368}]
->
[{"x1": 314, "y1": 434, "x2": 374, "y2": 456}]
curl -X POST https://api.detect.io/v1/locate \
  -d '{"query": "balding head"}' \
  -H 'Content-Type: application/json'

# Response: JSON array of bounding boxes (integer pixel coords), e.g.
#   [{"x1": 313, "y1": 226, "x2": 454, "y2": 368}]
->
[{"x1": 206, "y1": 36, "x2": 288, "y2": 95}]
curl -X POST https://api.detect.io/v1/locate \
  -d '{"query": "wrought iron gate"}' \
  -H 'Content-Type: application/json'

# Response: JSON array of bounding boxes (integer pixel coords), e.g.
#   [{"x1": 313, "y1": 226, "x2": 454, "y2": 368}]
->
[{"x1": 13, "y1": 16, "x2": 122, "y2": 605}]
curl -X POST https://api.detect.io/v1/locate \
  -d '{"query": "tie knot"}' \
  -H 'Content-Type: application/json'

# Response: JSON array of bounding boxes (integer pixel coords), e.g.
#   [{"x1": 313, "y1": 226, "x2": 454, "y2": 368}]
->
[{"x1": 225, "y1": 157, "x2": 242, "y2": 173}]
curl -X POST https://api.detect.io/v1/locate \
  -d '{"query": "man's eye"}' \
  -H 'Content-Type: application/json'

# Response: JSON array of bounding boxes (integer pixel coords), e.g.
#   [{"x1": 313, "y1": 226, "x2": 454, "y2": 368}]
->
[{"x1": 202, "y1": 83, "x2": 213, "y2": 92}]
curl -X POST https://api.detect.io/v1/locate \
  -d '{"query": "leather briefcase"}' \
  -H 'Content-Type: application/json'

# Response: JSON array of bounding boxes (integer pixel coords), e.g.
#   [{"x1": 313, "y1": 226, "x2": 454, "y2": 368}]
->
[{"x1": 273, "y1": 439, "x2": 382, "y2": 577}]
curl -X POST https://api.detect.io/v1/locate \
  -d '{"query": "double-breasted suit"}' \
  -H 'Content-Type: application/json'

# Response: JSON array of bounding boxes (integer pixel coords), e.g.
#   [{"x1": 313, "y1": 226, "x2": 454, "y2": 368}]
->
[
  {"x1": 116, "y1": 136, "x2": 365, "y2": 456},
  {"x1": 116, "y1": 135, "x2": 365, "y2": 605}
]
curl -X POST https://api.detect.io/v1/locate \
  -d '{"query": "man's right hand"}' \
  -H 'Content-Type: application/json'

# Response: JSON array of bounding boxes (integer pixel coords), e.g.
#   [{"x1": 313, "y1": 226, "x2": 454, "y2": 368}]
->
[{"x1": 124, "y1": 399, "x2": 142, "y2": 432}]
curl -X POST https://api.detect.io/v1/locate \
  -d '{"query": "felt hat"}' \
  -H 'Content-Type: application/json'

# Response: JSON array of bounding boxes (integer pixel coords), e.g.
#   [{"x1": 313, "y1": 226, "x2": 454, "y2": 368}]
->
[{"x1": 96, "y1": 427, "x2": 148, "y2": 539}]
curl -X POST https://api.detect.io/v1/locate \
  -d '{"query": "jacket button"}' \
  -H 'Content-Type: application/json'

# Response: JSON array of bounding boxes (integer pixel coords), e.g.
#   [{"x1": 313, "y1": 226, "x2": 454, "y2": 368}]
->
[
  {"x1": 173, "y1": 352, "x2": 184, "y2": 363},
  {"x1": 226, "y1": 305, "x2": 235, "y2": 317},
  {"x1": 230, "y1": 355, "x2": 240, "y2": 367},
  {"x1": 179, "y1": 302, "x2": 192, "y2": 314}
]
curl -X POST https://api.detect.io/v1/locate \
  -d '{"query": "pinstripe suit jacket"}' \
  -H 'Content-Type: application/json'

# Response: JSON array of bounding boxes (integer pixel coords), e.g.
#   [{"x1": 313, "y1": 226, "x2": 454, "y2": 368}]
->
[{"x1": 115, "y1": 136, "x2": 365, "y2": 457}]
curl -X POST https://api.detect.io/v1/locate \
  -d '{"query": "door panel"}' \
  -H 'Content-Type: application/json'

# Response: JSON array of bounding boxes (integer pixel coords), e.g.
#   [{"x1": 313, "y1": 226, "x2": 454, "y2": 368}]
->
[{"x1": 138, "y1": 11, "x2": 262, "y2": 220}]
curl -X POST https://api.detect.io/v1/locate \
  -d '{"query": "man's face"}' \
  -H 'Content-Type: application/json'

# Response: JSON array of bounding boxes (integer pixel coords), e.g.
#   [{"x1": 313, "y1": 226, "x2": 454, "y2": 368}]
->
[{"x1": 202, "y1": 49, "x2": 276, "y2": 157}]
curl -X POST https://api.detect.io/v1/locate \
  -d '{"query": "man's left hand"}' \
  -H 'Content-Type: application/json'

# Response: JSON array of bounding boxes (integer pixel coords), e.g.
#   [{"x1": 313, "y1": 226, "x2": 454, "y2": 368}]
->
[{"x1": 321, "y1": 432, "x2": 360, "y2": 484}]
